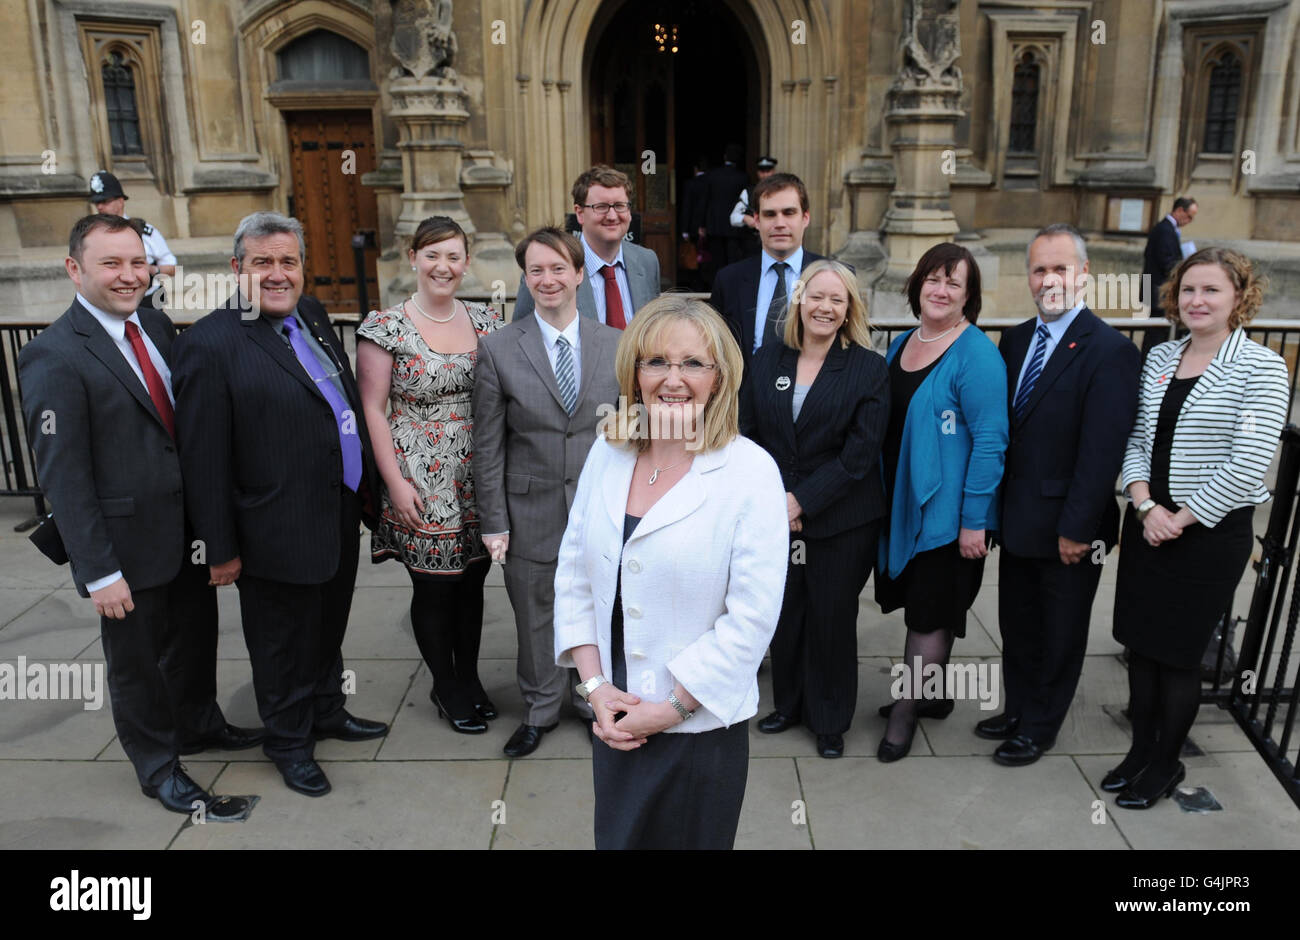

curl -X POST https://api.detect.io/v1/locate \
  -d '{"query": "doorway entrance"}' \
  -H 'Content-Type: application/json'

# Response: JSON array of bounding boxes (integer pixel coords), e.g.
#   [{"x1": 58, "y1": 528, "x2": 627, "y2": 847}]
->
[
  {"x1": 588, "y1": 1, "x2": 762, "y2": 287},
  {"x1": 283, "y1": 109, "x2": 380, "y2": 315}
]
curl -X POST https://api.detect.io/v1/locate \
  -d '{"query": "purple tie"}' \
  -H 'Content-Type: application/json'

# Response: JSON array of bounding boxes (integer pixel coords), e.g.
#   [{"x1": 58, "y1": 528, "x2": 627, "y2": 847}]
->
[{"x1": 282, "y1": 315, "x2": 363, "y2": 492}]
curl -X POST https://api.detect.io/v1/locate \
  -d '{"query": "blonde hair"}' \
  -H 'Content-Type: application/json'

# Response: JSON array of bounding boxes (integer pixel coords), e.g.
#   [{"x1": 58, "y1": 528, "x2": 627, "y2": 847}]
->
[
  {"x1": 1159, "y1": 246, "x2": 1266, "y2": 331},
  {"x1": 781, "y1": 259, "x2": 872, "y2": 349},
  {"x1": 606, "y1": 295, "x2": 743, "y2": 454}
]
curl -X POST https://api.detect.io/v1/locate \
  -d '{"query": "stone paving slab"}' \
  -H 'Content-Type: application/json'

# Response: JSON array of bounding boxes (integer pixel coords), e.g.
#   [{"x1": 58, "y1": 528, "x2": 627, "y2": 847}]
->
[
  {"x1": 0, "y1": 590, "x2": 101, "y2": 661},
  {"x1": 0, "y1": 677, "x2": 118, "y2": 759},
  {"x1": 0, "y1": 588, "x2": 51, "y2": 630},
  {"x1": 491, "y1": 758, "x2": 594, "y2": 850}
]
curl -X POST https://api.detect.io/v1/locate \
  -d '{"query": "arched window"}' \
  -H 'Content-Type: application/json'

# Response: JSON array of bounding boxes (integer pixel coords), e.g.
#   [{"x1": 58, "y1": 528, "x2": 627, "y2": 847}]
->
[
  {"x1": 277, "y1": 30, "x2": 370, "y2": 82},
  {"x1": 1202, "y1": 50, "x2": 1241, "y2": 154},
  {"x1": 1009, "y1": 51, "x2": 1040, "y2": 154},
  {"x1": 102, "y1": 51, "x2": 143, "y2": 155}
]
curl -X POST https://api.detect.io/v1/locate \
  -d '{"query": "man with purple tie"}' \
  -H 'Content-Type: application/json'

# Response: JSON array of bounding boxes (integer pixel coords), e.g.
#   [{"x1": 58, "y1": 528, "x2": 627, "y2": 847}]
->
[{"x1": 172, "y1": 211, "x2": 388, "y2": 798}]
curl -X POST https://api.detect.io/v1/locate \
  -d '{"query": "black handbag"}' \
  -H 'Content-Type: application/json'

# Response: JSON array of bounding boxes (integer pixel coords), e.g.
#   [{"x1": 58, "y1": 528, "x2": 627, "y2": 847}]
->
[{"x1": 28, "y1": 512, "x2": 69, "y2": 565}]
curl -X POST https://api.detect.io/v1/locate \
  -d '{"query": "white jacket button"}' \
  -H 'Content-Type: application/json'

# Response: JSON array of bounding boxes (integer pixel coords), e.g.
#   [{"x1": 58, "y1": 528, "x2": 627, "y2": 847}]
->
[
  {"x1": 627, "y1": 559, "x2": 641, "y2": 574},
  {"x1": 626, "y1": 605, "x2": 642, "y2": 619}
]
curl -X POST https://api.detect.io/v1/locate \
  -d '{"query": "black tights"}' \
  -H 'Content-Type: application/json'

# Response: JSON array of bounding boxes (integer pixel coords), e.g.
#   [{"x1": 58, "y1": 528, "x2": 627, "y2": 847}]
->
[
  {"x1": 885, "y1": 627, "x2": 953, "y2": 745},
  {"x1": 1113, "y1": 649, "x2": 1200, "y2": 795},
  {"x1": 409, "y1": 559, "x2": 490, "y2": 717}
]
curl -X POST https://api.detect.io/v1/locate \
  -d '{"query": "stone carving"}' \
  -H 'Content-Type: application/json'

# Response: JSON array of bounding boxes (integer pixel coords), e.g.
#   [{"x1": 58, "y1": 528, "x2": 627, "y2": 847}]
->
[
  {"x1": 895, "y1": 0, "x2": 962, "y2": 91},
  {"x1": 390, "y1": 0, "x2": 459, "y2": 80}
]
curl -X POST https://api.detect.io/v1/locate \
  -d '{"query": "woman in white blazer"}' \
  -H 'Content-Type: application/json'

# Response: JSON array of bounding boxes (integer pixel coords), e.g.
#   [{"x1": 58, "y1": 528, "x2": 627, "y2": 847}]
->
[
  {"x1": 1110, "y1": 247, "x2": 1289, "y2": 809},
  {"x1": 554, "y1": 295, "x2": 788, "y2": 850}
]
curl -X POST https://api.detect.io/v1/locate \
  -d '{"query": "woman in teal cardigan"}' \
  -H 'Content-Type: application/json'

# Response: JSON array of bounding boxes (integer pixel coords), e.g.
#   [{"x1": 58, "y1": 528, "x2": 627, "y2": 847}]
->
[{"x1": 875, "y1": 243, "x2": 1009, "y2": 761}]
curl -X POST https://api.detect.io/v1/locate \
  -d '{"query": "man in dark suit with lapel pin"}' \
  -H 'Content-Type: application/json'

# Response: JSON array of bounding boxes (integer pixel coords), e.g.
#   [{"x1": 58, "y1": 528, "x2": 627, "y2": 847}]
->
[
  {"x1": 475, "y1": 227, "x2": 622, "y2": 758},
  {"x1": 708, "y1": 173, "x2": 825, "y2": 374},
  {"x1": 512, "y1": 165, "x2": 660, "y2": 328},
  {"x1": 979, "y1": 223, "x2": 1140, "y2": 766},
  {"x1": 171, "y1": 212, "x2": 388, "y2": 798},
  {"x1": 18, "y1": 215, "x2": 257, "y2": 815}
]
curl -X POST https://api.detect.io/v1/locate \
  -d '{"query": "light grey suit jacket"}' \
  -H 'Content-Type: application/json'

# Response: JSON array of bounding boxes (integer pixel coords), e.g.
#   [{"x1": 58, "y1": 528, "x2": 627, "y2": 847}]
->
[
  {"x1": 472, "y1": 313, "x2": 622, "y2": 563},
  {"x1": 511, "y1": 240, "x2": 661, "y2": 323}
]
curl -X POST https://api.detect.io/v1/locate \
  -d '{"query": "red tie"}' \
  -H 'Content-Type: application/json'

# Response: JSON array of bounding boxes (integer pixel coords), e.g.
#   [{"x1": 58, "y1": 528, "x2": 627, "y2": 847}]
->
[
  {"x1": 124, "y1": 320, "x2": 175, "y2": 438},
  {"x1": 601, "y1": 264, "x2": 627, "y2": 330}
]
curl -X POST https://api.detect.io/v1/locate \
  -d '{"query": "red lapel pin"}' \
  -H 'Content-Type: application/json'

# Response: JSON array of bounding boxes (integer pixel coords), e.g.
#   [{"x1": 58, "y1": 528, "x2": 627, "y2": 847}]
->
[{"x1": 1068, "y1": 341, "x2": 1077, "y2": 349}]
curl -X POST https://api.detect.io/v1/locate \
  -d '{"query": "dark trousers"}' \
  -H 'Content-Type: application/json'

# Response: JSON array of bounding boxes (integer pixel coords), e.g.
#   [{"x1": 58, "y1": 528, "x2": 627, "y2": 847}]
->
[
  {"x1": 771, "y1": 522, "x2": 878, "y2": 734},
  {"x1": 998, "y1": 548, "x2": 1105, "y2": 742},
  {"x1": 101, "y1": 558, "x2": 227, "y2": 788},
  {"x1": 236, "y1": 489, "x2": 361, "y2": 763}
]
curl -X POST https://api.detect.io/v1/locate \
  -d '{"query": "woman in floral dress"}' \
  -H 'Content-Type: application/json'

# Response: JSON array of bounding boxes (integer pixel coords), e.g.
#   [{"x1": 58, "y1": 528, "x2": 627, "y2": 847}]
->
[{"x1": 356, "y1": 216, "x2": 502, "y2": 734}]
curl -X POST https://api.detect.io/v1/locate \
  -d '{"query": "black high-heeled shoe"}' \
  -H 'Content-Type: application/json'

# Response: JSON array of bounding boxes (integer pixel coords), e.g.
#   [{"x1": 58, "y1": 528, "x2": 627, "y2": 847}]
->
[
  {"x1": 1100, "y1": 763, "x2": 1147, "y2": 793},
  {"x1": 877, "y1": 698, "x2": 955, "y2": 720},
  {"x1": 473, "y1": 700, "x2": 498, "y2": 721},
  {"x1": 430, "y1": 689, "x2": 488, "y2": 734},
  {"x1": 1115, "y1": 762, "x2": 1185, "y2": 809},
  {"x1": 877, "y1": 720, "x2": 917, "y2": 763}
]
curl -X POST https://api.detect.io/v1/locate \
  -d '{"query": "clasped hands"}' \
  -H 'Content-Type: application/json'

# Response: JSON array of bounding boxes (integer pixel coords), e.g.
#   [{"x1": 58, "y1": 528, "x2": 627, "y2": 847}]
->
[
  {"x1": 1142, "y1": 504, "x2": 1187, "y2": 547},
  {"x1": 587, "y1": 683, "x2": 683, "y2": 751}
]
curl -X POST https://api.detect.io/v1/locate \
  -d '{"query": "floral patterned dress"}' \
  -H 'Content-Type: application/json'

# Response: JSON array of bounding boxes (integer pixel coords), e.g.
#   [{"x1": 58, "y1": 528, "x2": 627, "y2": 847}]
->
[{"x1": 357, "y1": 300, "x2": 503, "y2": 577}]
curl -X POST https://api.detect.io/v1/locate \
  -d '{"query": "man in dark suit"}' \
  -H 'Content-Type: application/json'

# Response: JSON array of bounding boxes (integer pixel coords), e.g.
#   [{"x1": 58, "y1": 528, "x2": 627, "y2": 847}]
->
[
  {"x1": 1142, "y1": 196, "x2": 1197, "y2": 309},
  {"x1": 709, "y1": 172, "x2": 823, "y2": 373},
  {"x1": 700, "y1": 144, "x2": 750, "y2": 284},
  {"x1": 678, "y1": 156, "x2": 710, "y2": 290},
  {"x1": 18, "y1": 215, "x2": 257, "y2": 815},
  {"x1": 513, "y1": 165, "x2": 660, "y2": 327},
  {"x1": 476, "y1": 227, "x2": 622, "y2": 758},
  {"x1": 171, "y1": 211, "x2": 388, "y2": 798},
  {"x1": 980, "y1": 223, "x2": 1141, "y2": 766}
]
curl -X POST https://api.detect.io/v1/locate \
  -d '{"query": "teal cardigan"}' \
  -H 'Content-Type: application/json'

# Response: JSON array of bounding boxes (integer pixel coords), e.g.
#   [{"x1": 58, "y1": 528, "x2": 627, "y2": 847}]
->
[{"x1": 879, "y1": 325, "x2": 1009, "y2": 579}]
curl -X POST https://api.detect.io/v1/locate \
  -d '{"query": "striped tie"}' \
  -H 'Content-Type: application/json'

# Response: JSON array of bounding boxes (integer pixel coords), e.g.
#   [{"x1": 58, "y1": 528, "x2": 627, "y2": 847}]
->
[
  {"x1": 555, "y1": 334, "x2": 577, "y2": 415},
  {"x1": 1013, "y1": 323, "x2": 1051, "y2": 420}
]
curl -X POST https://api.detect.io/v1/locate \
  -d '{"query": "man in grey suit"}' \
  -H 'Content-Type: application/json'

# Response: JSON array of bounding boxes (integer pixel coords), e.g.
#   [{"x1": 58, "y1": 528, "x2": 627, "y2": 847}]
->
[
  {"x1": 475, "y1": 227, "x2": 622, "y2": 757},
  {"x1": 512, "y1": 165, "x2": 660, "y2": 328}
]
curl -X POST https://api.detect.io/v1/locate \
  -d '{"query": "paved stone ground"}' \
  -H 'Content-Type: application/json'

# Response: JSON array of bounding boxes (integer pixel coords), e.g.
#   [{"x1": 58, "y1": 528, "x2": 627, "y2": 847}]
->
[{"x1": 1, "y1": 496, "x2": 1297, "y2": 850}]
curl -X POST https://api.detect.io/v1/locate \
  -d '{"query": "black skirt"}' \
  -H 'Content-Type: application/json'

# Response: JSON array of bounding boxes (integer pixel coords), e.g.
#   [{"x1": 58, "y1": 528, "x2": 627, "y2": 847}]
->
[
  {"x1": 1113, "y1": 504, "x2": 1255, "y2": 668},
  {"x1": 592, "y1": 720, "x2": 749, "y2": 850},
  {"x1": 874, "y1": 539, "x2": 985, "y2": 637}
]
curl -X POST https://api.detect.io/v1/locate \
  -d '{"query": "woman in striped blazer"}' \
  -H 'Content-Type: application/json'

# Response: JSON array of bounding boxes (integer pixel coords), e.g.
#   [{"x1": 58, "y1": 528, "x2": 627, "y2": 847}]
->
[{"x1": 1109, "y1": 247, "x2": 1289, "y2": 809}]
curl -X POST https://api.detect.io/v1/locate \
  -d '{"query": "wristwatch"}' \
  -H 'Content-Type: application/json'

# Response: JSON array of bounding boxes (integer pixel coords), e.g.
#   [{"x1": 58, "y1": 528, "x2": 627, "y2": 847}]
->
[
  {"x1": 1135, "y1": 498, "x2": 1157, "y2": 521},
  {"x1": 668, "y1": 691, "x2": 694, "y2": 722},
  {"x1": 574, "y1": 675, "x2": 607, "y2": 701}
]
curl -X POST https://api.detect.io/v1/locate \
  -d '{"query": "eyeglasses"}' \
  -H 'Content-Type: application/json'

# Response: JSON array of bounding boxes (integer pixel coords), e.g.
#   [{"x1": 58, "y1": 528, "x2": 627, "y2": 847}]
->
[
  {"x1": 581, "y1": 202, "x2": 632, "y2": 216},
  {"x1": 637, "y1": 357, "x2": 717, "y2": 378}
]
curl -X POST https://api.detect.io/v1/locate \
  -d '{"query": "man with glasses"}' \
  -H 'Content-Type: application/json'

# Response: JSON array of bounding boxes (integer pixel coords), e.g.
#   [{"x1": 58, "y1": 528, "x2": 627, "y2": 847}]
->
[{"x1": 513, "y1": 166, "x2": 660, "y2": 328}]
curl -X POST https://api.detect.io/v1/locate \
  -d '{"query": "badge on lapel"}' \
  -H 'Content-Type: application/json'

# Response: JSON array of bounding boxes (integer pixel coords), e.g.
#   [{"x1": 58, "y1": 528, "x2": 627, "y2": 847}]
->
[{"x1": 775, "y1": 376, "x2": 791, "y2": 391}]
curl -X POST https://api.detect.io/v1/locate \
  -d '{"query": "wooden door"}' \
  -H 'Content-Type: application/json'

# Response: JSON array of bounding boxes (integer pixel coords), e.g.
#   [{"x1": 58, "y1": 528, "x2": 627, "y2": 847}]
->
[{"x1": 283, "y1": 110, "x2": 380, "y2": 315}]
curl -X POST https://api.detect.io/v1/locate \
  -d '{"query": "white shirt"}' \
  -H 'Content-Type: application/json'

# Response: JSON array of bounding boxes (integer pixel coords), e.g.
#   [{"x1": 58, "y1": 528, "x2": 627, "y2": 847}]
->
[
  {"x1": 753, "y1": 247, "x2": 803, "y2": 351},
  {"x1": 1013, "y1": 299, "x2": 1084, "y2": 401},
  {"x1": 534, "y1": 310, "x2": 582, "y2": 393},
  {"x1": 124, "y1": 214, "x2": 176, "y2": 295},
  {"x1": 580, "y1": 233, "x2": 633, "y2": 326},
  {"x1": 78, "y1": 293, "x2": 174, "y2": 593},
  {"x1": 729, "y1": 188, "x2": 749, "y2": 228}
]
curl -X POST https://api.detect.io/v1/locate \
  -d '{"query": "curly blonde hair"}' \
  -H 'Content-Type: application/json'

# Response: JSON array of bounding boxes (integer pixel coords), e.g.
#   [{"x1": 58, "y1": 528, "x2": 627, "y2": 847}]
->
[{"x1": 1159, "y1": 247, "x2": 1266, "y2": 330}]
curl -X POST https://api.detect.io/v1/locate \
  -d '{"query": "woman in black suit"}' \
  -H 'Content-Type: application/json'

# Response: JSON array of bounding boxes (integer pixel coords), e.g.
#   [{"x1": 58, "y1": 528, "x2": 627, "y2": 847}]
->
[{"x1": 740, "y1": 259, "x2": 890, "y2": 757}]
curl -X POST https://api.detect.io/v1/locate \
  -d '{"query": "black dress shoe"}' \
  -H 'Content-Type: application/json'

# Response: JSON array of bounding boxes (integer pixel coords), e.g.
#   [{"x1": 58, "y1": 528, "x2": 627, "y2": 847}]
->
[
  {"x1": 1115, "y1": 762, "x2": 1185, "y2": 810},
  {"x1": 141, "y1": 765, "x2": 213, "y2": 814},
  {"x1": 877, "y1": 721, "x2": 916, "y2": 763},
  {"x1": 877, "y1": 698, "x2": 955, "y2": 720},
  {"x1": 431, "y1": 690, "x2": 488, "y2": 734},
  {"x1": 503, "y1": 722, "x2": 558, "y2": 757},
  {"x1": 179, "y1": 723, "x2": 266, "y2": 755},
  {"x1": 974, "y1": 712, "x2": 1020, "y2": 740},
  {"x1": 816, "y1": 734, "x2": 844, "y2": 758},
  {"x1": 757, "y1": 711, "x2": 800, "y2": 734},
  {"x1": 1101, "y1": 765, "x2": 1147, "y2": 793},
  {"x1": 474, "y1": 701, "x2": 498, "y2": 721},
  {"x1": 276, "y1": 758, "x2": 331, "y2": 797},
  {"x1": 314, "y1": 713, "x2": 389, "y2": 742},
  {"x1": 992, "y1": 734, "x2": 1052, "y2": 767}
]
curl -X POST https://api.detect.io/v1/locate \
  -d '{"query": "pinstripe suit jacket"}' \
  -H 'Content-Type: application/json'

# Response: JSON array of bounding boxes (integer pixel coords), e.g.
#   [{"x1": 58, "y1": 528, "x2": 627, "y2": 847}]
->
[
  {"x1": 171, "y1": 295, "x2": 379, "y2": 584},
  {"x1": 1122, "y1": 328, "x2": 1290, "y2": 527},
  {"x1": 472, "y1": 312, "x2": 622, "y2": 563}
]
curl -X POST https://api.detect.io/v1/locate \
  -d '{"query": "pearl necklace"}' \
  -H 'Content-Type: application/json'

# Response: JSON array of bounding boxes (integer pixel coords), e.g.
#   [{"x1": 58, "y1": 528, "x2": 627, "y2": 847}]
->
[
  {"x1": 410, "y1": 294, "x2": 457, "y2": 323},
  {"x1": 916, "y1": 319, "x2": 962, "y2": 343}
]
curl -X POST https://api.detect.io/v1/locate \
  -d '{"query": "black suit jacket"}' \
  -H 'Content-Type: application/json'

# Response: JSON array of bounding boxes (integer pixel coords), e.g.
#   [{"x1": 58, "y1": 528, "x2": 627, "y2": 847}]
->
[
  {"x1": 739, "y1": 340, "x2": 890, "y2": 539},
  {"x1": 679, "y1": 171, "x2": 709, "y2": 236},
  {"x1": 703, "y1": 164, "x2": 749, "y2": 235},
  {"x1": 1142, "y1": 217, "x2": 1181, "y2": 304},
  {"x1": 998, "y1": 307, "x2": 1140, "y2": 558},
  {"x1": 18, "y1": 300, "x2": 185, "y2": 596},
  {"x1": 709, "y1": 251, "x2": 827, "y2": 372},
  {"x1": 171, "y1": 295, "x2": 379, "y2": 585}
]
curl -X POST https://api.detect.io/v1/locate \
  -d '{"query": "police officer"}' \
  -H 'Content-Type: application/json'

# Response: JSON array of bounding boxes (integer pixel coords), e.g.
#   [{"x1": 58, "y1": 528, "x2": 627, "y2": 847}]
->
[
  {"x1": 730, "y1": 156, "x2": 778, "y2": 258},
  {"x1": 89, "y1": 170, "x2": 176, "y2": 309}
]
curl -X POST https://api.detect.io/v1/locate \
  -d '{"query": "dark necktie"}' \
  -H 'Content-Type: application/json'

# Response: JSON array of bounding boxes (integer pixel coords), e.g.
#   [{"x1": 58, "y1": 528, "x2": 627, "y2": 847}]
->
[
  {"x1": 601, "y1": 264, "x2": 627, "y2": 330},
  {"x1": 764, "y1": 261, "x2": 790, "y2": 348},
  {"x1": 282, "y1": 315, "x2": 363, "y2": 491},
  {"x1": 123, "y1": 320, "x2": 175, "y2": 438},
  {"x1": 1013, "y1": 323, "x2": 1052, "y2": 420}
]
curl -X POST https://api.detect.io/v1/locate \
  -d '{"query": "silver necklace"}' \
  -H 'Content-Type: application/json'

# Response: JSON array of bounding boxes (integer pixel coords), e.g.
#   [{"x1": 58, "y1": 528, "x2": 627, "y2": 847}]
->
[
  {"x1": 916, "y1": 320, "x2": 961, "y2": 343},
  {"x1": 647, "y1": 459, "x2": 686, "y2": 485},
  {"x1": 410, "y1": 294, "x2": 457, "y2": 324}
]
